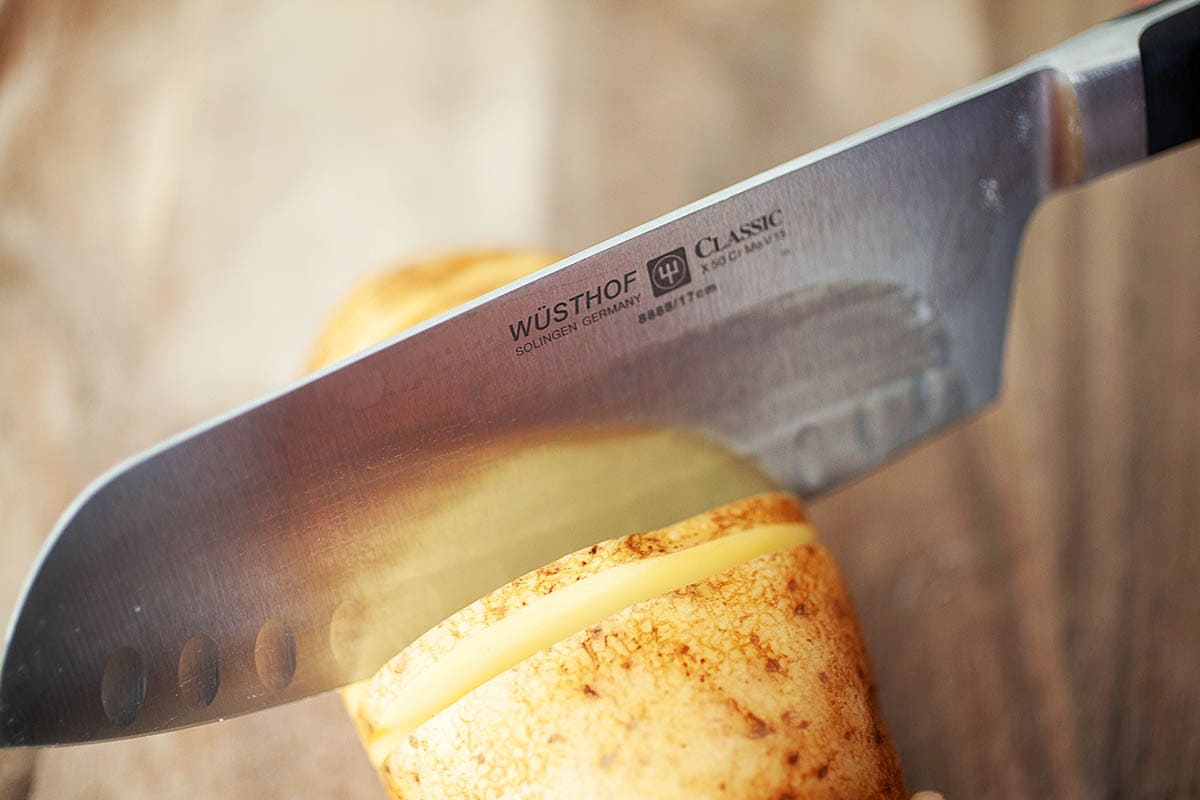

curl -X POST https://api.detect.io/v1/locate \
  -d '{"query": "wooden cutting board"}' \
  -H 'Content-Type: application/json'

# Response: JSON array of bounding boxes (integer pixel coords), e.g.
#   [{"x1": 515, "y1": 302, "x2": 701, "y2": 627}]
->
[{"x1": 0, "y1": 2, "x2": 1196, "y2": 798}]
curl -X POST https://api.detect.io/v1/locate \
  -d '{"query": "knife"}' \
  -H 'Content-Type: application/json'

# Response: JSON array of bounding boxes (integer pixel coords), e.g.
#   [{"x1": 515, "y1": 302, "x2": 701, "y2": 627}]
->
[{"x1": 3, "y1": 0, "x2": 1197, "y2": 748}]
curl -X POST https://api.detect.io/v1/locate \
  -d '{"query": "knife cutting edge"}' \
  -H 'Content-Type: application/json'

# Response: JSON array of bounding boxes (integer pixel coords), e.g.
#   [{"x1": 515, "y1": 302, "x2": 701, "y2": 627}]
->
[{"x1": 2, "y1": 0, "x2": 1197, "y2": 747}]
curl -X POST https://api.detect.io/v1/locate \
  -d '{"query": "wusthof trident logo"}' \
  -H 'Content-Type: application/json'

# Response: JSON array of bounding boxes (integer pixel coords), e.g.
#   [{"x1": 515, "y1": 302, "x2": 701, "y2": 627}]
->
[{"x1": 646, "y1": 247, "x2": 692, "y2": 297}]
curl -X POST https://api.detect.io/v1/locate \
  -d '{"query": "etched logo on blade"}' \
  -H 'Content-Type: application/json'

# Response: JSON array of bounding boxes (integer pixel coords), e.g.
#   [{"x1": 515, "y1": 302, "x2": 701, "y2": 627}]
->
[{"x1": 646, "y1": 247, "x2": 691, "y2": 297}]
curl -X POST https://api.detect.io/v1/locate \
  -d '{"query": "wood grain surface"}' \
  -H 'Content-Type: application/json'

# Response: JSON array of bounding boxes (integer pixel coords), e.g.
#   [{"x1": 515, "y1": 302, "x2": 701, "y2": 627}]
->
[{"x1": 0, "y1": 1, "x2": 1196, "y2": 798}]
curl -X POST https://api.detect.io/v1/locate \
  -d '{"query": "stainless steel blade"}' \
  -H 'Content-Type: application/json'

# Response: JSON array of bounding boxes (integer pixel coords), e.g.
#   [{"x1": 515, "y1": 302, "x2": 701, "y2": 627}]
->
[{"x1": 2, "y1": 2, "x2": 1189, "y2": 746}]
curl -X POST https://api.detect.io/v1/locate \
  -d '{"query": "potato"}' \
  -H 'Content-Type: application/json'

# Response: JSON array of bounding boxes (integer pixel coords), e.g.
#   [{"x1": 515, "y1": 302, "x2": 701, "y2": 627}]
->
[
  {"x1": 310, "y1": 252, "x2": 907, "y2": 799},
  {"x1": 345, "y1": 493, "x2": 904, "y2": 799}
]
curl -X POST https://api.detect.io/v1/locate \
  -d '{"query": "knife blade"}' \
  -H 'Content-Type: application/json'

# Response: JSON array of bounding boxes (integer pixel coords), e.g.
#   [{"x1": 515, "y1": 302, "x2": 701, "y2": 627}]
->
[{"x1": 2, "y1": 0, "x2": 1197, "y2": 747}]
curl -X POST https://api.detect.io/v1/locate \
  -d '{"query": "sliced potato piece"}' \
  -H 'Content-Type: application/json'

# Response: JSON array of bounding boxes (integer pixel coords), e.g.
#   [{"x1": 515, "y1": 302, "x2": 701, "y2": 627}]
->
[{"x1": 346, "y1": 493, "x2": 905, "y2": 799}]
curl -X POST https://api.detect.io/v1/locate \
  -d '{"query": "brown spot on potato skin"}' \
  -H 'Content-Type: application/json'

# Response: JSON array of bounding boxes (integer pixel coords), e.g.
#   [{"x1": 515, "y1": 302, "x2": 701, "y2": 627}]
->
[
  {"x1": 746, "y1": 714, "x2": 772, "y2": 739},
  {"x1": 726, "y1": 697, "x2": 774, "y2": 739},
  {"x1": 582, "y1": 684, "x2": 599, "y2": 698},
  {"x1": 580, "y1": 639, "x2": 600, "y2": 670},
  {"x1": 766, "y1": 657, "x2": 781, "y2": 673},
  {"x1": 816, "y1": 764, "x2": 829, "y2": 779},
  {"x1": 793, "y1": 603, "x2": 808, "y2": 617},
  {"x1": 786, "y1": 751, "x2": 799, "y2": 765}
]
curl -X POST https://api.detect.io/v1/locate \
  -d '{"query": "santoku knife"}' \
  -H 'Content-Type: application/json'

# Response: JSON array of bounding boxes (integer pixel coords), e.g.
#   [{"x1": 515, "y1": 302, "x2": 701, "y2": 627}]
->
[{"x1": 3, "y1": 0, "x2": 1198, "y2": 747}]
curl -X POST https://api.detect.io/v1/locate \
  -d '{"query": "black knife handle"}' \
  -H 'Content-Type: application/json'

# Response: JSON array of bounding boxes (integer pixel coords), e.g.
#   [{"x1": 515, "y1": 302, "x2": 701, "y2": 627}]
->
[{"x1": 1139, "y1": 2, "x2": 1200, "y2": 155}]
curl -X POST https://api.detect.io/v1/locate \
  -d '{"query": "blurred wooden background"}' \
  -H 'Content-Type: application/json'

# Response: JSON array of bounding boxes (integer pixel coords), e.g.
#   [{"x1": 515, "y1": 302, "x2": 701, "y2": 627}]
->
[{"x1": 0, "y1": 1, "x2": 1196, "y2": 798}]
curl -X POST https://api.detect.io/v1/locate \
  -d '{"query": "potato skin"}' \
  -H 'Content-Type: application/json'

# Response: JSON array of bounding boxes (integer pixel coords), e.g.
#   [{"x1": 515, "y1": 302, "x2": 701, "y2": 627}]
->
[
  {"x1": 306, "y1": 249, "x2": 560, "y2": 371},
  {"x1": 347, "y1": 494, "x2": 905, "y2": 800},
  {"x1": 385, "y1": 545, "x2": 903, "y2": 800}
]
